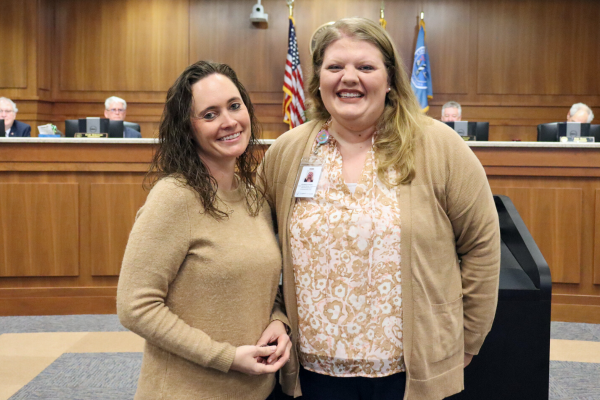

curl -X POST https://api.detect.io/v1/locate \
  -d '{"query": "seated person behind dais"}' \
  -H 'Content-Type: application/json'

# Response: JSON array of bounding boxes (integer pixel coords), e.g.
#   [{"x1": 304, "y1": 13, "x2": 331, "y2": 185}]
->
[
  {"x1": 0, "y1": 97, "x2": 31, "y2": 137},
  {"x1": 104, "y1": 96, "x2": 142, "y2": 138},
  {"x1": 441, "y1": 101, "x2": 462, "y2": 122},
  {"x1": 567, "y1": 103, "x2": 594, "y2": 123}
]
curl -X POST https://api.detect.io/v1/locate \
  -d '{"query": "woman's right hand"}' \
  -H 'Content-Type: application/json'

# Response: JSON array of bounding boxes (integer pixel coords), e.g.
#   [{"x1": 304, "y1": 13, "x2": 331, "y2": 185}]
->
[{"x1": 230, "y1": 345, "x2": 279, "y2": 375}]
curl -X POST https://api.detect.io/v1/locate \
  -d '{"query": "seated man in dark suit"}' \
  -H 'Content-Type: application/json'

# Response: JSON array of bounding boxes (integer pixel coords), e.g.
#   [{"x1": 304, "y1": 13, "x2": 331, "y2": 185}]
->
[
  {"x1": 0, "y1": 97, "x2": 31, "y2": 137},
  {"x1": 104, "y1": 96, "x2": 142, "y2": 138}
]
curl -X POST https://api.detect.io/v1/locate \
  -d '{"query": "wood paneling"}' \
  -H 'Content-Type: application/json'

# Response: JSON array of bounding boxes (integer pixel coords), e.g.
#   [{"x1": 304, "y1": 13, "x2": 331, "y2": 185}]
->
[
  {"x1": 0, "y1": 142, "x2": 599, "y2": 320},
  {"x1": 422, "y1": 0, "x2": 471, "y2": 95},
  {"x1": 37, "y1": 0, "x2": 54, "y2": 94},
  {"x1": 0, "y1": 0, "x2": 29, "y2": 89},
  {"x1": 55, "y1": 0, "x2": 189, "y2": 93},
  {"x1": 477, "y1": 0, "x2": 600, "y2": 95},
  {"x1": 0, "y1": 183, "x2": 79, "y2": 277},
  {"x1": 189, "y1": 0, "x2": 418, "y2": 92},
  {"x1": 3, "y1": 0, "x2": 599, "y2": 141},
  {"x1": 472, "y1": 145, "x2": 600, "y2": 323},
  {"x1": 90, "y1": 183, "x2": 147, "y2": 276},
  {"x1": 0, "y1": 287, "x2": 118, "y2": 316},
  {"x1": 552, "y1": 304, "x2": 600, "y2": 324},
  {"x1": 0, "y1": 142, "x2": 149, "y2": 314},
  {"x1": 490, "y1": 187, "x2": 582, "y2": 284}
]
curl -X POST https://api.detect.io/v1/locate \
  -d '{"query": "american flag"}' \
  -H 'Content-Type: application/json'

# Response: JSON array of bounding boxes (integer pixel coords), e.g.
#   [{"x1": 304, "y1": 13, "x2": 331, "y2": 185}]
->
[{"x1": 283, "y1": 16, "x2": 306, "y2": 129}]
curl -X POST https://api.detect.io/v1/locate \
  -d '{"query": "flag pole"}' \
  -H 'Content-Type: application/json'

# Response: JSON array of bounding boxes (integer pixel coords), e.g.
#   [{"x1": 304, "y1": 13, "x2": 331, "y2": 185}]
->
[{"x1": 287, "y1": 0, "x2": 294, "y2": 18}]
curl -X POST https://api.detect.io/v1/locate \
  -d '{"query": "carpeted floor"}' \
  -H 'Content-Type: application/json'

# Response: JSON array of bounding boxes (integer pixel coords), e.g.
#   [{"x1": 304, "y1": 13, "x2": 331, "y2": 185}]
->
[
  {"x1": 9, "y1": 353, "x2": 141, "y2": 400},
  {"x1": 1, "y1": 315, "x2": 599, "y2": 400}
]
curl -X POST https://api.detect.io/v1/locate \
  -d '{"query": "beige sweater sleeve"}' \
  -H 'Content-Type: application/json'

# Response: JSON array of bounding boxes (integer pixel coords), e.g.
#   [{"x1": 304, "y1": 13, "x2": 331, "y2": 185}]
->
[
  {"x1": 116, "y1": 179, "x2": 236, "y2": 373},
  {"x1": 445, "y1": 134, "x2": 501, "y2": 356},
  {"x1": 257, "y1": 162, "x2": 291, "y2": 330}
]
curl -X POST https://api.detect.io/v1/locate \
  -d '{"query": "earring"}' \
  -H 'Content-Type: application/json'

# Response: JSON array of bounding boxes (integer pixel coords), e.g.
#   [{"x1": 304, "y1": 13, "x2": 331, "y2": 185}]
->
[
  {"x1": 319, "y1": 87, "x2": 321, "y2": 91},
  {"x1": 387, "y1": 87, "x2": 391, "y2": 93}
]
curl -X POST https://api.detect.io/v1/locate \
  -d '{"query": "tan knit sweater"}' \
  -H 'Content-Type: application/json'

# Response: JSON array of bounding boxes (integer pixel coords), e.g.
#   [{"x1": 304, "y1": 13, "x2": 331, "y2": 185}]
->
[
  {"x1": 117, "y1": 177, "x2": 286, "y2": 400},
  {"x1": 262, "y1": 119, "x2": 500, "y2": 400}
]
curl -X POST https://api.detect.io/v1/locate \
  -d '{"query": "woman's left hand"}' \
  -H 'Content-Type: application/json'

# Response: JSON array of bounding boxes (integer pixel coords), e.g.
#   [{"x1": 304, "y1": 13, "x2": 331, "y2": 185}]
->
[{"x1": 256, "y1": 320, "x2": 292, "y2": 366}]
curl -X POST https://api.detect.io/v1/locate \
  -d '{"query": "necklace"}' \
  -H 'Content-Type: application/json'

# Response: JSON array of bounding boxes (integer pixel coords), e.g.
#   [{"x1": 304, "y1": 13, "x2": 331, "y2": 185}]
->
[{"x1": 313, "y1": 119, "x2": 332, "y2": 155}]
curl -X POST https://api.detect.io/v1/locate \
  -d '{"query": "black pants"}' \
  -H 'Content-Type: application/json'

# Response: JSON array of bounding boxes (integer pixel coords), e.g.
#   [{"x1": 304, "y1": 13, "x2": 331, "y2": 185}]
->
[{"x1": 298, "y1": 366, "x2": 406, "y2": 400}]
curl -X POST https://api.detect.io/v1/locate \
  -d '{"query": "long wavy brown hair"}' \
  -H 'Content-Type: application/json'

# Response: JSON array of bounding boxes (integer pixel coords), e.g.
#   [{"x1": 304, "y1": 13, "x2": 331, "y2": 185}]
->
[
  {"x1": 145, "y1": 61, "x2": 265, "y2": 219},
  {"x1": 308, "y1": 17, "x2": 428, "y2": 185}
]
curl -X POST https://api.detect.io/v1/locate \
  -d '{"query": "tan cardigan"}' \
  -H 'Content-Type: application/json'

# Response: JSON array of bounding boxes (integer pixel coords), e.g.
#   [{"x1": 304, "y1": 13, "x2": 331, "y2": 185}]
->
[
  {"x1": 261, "y1": 119, "x2": 500, "y2": 400},
  {"x1": 117, "y1": 177, "x2": 286, "y2": 400}
]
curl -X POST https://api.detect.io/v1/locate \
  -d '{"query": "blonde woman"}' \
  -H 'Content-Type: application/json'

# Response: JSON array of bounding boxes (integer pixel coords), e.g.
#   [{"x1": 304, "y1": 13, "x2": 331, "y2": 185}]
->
[{"x1": 262, "y1": 18, "x2": 500, "y2": 400}]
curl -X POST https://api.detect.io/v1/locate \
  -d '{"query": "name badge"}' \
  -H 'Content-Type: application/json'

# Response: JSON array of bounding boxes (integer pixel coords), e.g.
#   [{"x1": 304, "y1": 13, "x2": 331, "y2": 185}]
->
[{"x1": 294, "y1": 158, "x2": 323, "y2": 198}]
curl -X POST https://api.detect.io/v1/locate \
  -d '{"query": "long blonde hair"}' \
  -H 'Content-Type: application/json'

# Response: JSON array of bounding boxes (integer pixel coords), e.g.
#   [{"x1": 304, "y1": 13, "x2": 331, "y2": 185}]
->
[{"x1": 307, "y1": 17, "x2": 427, "y2": 185}]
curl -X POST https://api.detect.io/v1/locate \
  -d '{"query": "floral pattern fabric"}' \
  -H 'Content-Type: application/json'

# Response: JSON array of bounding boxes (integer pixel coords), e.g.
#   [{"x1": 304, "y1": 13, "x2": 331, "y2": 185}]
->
[{"x1": 290, "y1": 135, "x2": 404, "y2": 377}]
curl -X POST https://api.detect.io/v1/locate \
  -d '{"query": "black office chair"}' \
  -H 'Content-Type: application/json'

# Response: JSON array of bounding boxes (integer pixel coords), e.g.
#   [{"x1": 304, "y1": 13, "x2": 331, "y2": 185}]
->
[
  {"x1": 65, "y1": 119, "x2": 126, "y2": 138},
  {"x1": 474, "y1": 122, "x2": 489, "y2": 141},
  {"x1": 443, "y1": 121, "x2": 489, "y2": 141},
  {"x1": 538, "y1": 122, "x2": 600, "y2": 142},
  {"x1": 0, "y1": 120, "x2": 5, "y2": 133},
  {"x1": 64, "y1": 119, "x2": 79, "y2": 137},
  {"x1": 124, "y1": 121, "x2": 141, "y2": 133}
]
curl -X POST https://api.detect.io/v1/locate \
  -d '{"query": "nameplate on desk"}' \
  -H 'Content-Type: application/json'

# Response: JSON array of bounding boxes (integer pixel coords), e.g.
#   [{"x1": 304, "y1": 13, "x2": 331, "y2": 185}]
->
[
  {"x1": 74, "y1": 133, "x2": 108, "y2": 138},
  {"x1": 560, "y1": 136, "x2": 595, "y2": 143}
]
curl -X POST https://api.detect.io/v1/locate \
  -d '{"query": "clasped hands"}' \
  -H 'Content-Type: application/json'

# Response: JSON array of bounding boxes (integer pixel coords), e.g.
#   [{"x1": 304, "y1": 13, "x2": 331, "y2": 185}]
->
[{"x1": 230, "y1": 320, "x2": 292, "y2": 375}]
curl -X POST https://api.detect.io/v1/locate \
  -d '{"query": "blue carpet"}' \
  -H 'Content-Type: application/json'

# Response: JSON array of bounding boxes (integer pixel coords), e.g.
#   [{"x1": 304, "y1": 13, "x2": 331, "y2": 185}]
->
[
  {"x1": 551, "y1": 322, "x2": 600, "y2": 342},
  {"x1": 8, "y1": 355, "x2": 600, "y2": 400},
  {"x1": 1, "y1": 315, "x2": 597, "y2": 342},
  {"x1": 0, "y1": 315, "x2": 127, "y2": 334},
  {"x1": 9, "y1": 353, "x2": 142, "y2": 400},
  {"x1": 549, "y1": 361, "x2": 600, "y2": 399},
  {"x1": 2, "y1": 317, "x2": 600, "y2": 399}
]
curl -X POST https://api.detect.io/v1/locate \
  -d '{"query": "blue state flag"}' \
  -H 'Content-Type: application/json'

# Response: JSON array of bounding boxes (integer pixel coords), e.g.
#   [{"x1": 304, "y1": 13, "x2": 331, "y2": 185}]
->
[{"x1": 411, "y1": 20, "x2": 433, "y2": 112}]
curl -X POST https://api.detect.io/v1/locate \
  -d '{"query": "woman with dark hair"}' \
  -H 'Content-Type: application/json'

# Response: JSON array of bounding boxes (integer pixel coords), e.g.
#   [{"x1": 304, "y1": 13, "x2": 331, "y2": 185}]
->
[
  {"x1": 262, "y1": 18, "x2": 500, "y2": 400},
  {"x1": 117, "y1": 60, "x2": 291, "y2": 400}
]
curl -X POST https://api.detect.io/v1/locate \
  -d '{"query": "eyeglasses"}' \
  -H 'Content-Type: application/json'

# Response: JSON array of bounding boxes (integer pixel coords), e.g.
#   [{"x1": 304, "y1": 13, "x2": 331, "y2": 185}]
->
[
  {"x1": 0, "y1": 109, "x2": 14, "y2": 115},
  {"x1": 107, "y1": 108, "x2": 125, "y2": 113}
]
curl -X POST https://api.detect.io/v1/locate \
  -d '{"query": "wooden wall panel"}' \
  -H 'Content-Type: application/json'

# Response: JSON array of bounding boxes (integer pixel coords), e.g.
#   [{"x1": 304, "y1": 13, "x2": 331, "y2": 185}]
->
[
  {"x1": 2, "y1": 0, "x2": 599, "y2": 141},
  {"x1": 37, "y1": 0, "x2": 54, "y2": 94},
  {"x1": 0, "y1": 183, "x2": 79, "y2": 277},
  {"x1": 189, "y1": 0, "x2": 418, "y2": 93},
  {"x1": 477, "y1": 0, "x2": 600, "y2": 95},
  {"x1": 55, "y1": 0, "x2": 189, "y2": 94},
  {"x1": 488, "y1": 126, "x2": 537, "y2": 143},
  {"x1": 189, "y1": 0, "x2": 419, "y2": 136},
  {"x1": 422, "y1": 0, "x2": 470, "y2": 95},
  {"x1": 490, "y1": 187, "x2": 582, "y2": 284},
  {"x1": 90, "y1": 183, "x2": 148, "y2": 276},
  {"x1": 0, "y1": 0, "x2": 29, "y2": 89}
]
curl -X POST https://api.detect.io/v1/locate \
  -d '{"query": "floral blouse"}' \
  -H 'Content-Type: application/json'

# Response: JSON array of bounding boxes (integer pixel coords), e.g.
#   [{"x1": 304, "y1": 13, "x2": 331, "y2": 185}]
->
[{"x1": 290, "y1": 134, "x2": 405, "y2": 377}]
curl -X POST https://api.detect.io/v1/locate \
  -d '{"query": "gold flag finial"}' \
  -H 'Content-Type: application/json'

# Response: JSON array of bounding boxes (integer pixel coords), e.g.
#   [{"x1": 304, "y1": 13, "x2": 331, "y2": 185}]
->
[
  {"x1": 286, "y1": 0, "x2": 294, "y2": 17},
  {"x1": 379, "y1": 1, "x2": 387, "y2": 30}
]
